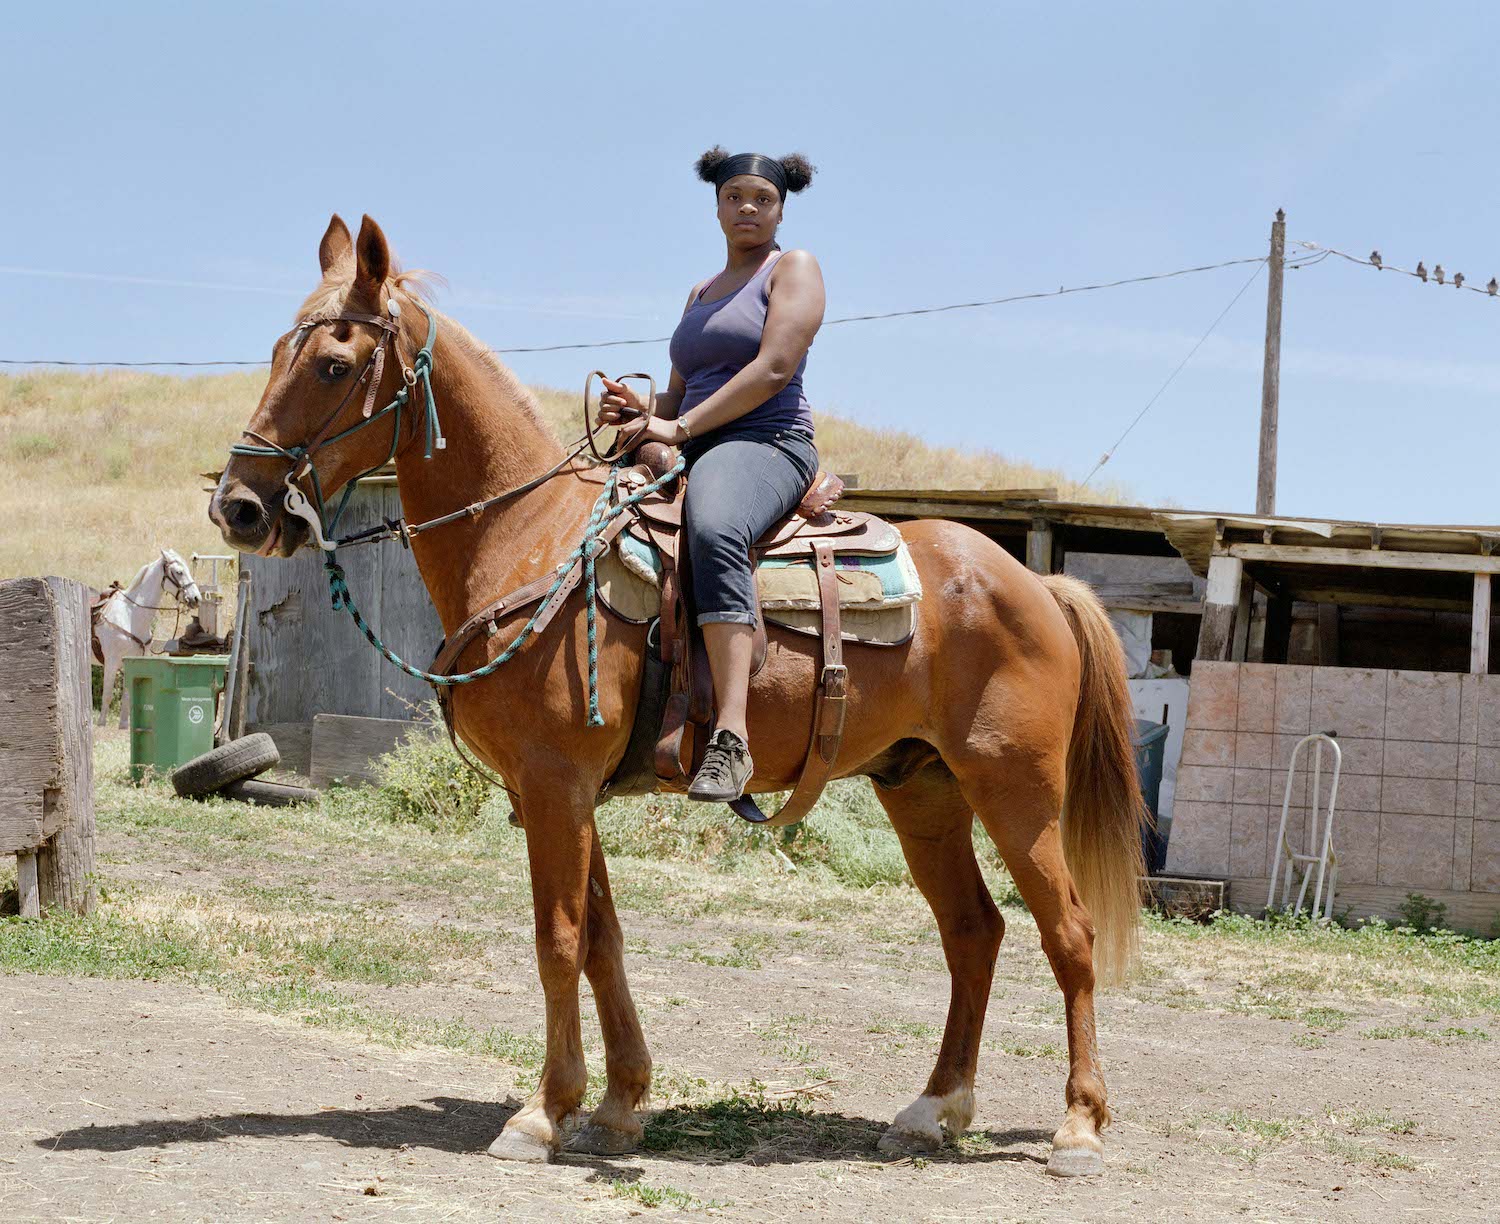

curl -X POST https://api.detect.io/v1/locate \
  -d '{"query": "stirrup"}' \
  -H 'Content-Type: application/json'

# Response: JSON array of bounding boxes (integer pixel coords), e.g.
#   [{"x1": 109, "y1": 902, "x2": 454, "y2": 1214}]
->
[{"x1": 728, "y1": 795, "x2": 769, "y2": 824}]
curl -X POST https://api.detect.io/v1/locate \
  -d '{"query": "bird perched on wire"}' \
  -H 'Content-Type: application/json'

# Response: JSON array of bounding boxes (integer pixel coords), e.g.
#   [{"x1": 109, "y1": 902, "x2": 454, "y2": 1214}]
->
[
  {"x1": 1416, "y1": 261, "x2": 1428, "y2": 282},
  {"x1": 1435, "y1": 264, "x2": 1446, "y2": 285},
  {"x1": 1488, "y1": 278, "x2": 1498, "y2": 297},
  {"x1": 1454, "y1": 272, "x2": 1465, "y2": 290},
  {"x1": 1370, "y1": 250, "x2": 1382, "y2": 269}
]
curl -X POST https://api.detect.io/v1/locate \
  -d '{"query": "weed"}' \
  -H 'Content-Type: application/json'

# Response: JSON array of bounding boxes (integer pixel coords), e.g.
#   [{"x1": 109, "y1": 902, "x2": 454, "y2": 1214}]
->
[{"x1": 1398, "y1": 893, "x2": 1448, "y2": 934}]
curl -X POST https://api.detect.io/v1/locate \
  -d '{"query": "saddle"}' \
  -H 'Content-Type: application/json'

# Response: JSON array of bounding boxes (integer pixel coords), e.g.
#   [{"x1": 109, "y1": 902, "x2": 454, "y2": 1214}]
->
[
  {"x1": 430, "y1": 445, "x2": 914, "y2": 826},
  {"x1": 88, "y1": 581, "x2": 124, "y2": 664}
]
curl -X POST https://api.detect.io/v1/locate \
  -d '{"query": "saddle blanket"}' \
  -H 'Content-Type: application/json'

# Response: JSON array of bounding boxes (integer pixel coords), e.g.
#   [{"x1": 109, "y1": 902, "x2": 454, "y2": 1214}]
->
[{"x1": 597, "y1": 531, "x2": 923, "y2": 646}]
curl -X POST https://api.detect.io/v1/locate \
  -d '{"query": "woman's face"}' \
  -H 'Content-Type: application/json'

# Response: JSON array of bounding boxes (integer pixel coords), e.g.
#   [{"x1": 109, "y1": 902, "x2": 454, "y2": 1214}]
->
[{"x1": 716, "y1": 174, "x2": 783, "y2": 248}]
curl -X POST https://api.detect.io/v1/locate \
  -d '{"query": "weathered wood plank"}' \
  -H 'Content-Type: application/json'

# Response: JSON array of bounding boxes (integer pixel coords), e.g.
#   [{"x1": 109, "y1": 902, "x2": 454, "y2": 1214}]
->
[
  {"x1": 1472, "y1": 574, "x2": 1491, "y2": 676},
  {"x1": 1228, "y1": 542, "x2": 1500, "y2": 574},
  {"x1": 376, "y1": 484, "x2": 445, "y2": 721},
  {"x1": 16, "y1": 852, "x2": 39, "y2": 919},
  {"x1": 1195, "y1": 555, "x2": 1242, "y2": 662},
  {"x1": 1317, "y1": 603, "x2": 1340, "y2": 666},
  {"x1": 311, "y1": 713, "x2": 428, "y2": 788},
  {"x1": 241, "y1": 484, "x2": 440, "y2": 728},
  {"x1": 1025, "y1": 519, "x2": 1054, "y2": 575},
  {"x1": 250, "y1": 721, "x2": 314, "y2": 776},
  {"x1": 36, "y1": 578, "x2": 95, "y2": 915}
]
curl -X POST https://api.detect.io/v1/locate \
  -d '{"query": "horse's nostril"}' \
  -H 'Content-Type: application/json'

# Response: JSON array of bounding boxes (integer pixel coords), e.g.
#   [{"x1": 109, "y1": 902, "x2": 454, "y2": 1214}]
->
[{"x1": 223, "y1": 497, "x2": 262, "y2": 534}]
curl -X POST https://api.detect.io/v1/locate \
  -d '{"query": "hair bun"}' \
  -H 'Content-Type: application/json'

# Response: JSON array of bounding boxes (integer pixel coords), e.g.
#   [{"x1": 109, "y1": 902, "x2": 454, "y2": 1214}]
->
[
  {"x1": 778, "y1": 153, "x2": 815, "y2": 194},
  {"x1": 695, "y1": 145, "x2": 730, "y2": 184}
]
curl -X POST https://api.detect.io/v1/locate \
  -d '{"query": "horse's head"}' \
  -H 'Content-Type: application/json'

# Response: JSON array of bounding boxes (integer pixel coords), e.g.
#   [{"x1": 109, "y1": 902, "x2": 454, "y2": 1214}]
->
[
  {"x1": 211, "y1": 214, "x2": 412, "y2": 557},
  {"x1": 160, "y1": 548, "x2": 201, "y2": 608}
]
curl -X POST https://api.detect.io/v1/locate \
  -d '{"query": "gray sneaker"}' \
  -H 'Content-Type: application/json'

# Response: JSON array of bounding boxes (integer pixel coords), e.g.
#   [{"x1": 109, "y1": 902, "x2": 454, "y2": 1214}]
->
[{"x1": 687, "y1": 729, "x2": 754, "y2": 802}]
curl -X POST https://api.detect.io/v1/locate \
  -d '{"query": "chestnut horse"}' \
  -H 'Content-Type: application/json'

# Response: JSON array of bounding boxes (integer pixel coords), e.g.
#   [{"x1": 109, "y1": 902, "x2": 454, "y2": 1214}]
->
[{"x1": 211, "y1": 215, "x2": 1146, "y2": 1177}]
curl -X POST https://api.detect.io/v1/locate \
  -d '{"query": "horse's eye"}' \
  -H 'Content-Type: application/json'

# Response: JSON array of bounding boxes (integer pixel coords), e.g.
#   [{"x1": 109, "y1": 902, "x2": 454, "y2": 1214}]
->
[{"x1": 328, "y1": 360, "x2": 351, "y2": 378}]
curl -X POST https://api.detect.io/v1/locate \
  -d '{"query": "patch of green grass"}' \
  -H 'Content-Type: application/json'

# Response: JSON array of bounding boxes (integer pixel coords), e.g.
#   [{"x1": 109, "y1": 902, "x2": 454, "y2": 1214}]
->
[
  {"x1": 605, "y1": 1179, "x2": 718, "y2": 1211},
  {"x1": 1144, "y1": 909, "x2": 1500, "y2": 1016},
  {"x1": 10, "y1": 431, "x2": 63, "y2": 459},
  {"x1": 1321, "y1": 1136, "x2": 1418, "y2": 1171},
  {"x1": 1363, "y1": 1023, "x2": 1490, "y2": 1043},
  {"x1": 867, "y1": 1017, "x2": 939, "y2": 1039},
  {"x1": 1177, "y1": 1106, "x2": 1423, "y2": 1171},
  {"x1": 992, "y1": 1040, "x2": 1067, "y2": 1061},
  {"x1": 644, "y1": 1085, "x2": 883, "y2": 1160}
]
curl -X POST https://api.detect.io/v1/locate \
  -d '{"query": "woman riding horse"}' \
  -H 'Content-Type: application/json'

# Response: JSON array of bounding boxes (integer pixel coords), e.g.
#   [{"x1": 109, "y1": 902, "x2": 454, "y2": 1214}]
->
[{"x1": 596, "y1": 147, "x2": 823, "y2": 807}]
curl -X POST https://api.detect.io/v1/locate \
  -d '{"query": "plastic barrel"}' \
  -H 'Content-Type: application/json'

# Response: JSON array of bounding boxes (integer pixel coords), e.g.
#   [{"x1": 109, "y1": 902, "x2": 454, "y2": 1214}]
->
[{"x1": 1132, "y1": 719, "x2": 1170, "y2": 875}]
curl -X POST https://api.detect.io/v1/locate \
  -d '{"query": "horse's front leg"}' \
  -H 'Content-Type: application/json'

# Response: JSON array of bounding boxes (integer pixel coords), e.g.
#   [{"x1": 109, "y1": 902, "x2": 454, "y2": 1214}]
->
[
  {"x1": 98, "y1": 649, "x2": 117, "y2": 728},
  {"x1": 116, "y1": 649, "x2": 134, "y2": 730},
  {"x1": 488, "y1": 772, "x2": 597, "y2": 1163},
  {"x1": 568, "y1": 824, "x2": 652, "y2": 1155}
]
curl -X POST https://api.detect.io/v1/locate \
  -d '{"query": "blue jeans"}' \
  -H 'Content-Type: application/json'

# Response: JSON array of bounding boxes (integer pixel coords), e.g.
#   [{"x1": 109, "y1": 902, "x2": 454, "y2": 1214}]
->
[{"x1": 683, "y1": 430, "x2": 819, "y2": 626}]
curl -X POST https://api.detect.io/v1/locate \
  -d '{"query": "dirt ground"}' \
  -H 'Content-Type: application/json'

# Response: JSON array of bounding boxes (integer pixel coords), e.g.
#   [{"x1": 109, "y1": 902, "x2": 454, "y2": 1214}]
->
[{"x1": 3, "y1": 744, "x2": 1498, "y2": 1222}]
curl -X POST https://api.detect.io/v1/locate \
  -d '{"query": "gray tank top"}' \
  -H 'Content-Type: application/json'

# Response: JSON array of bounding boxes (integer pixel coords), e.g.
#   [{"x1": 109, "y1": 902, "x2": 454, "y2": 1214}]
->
[{"x1": 668, "y1": 250, "x2": 815, "y2": 451}]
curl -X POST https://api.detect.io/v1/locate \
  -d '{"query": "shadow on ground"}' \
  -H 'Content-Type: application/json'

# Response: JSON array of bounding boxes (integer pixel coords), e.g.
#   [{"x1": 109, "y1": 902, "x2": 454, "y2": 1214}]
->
[{"x1": 39, "y1": 1095, "x2": 1050, "y2": 1166}]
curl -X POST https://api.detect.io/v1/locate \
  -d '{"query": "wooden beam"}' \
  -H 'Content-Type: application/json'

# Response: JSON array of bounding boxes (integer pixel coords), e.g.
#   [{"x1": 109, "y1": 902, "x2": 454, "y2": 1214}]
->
[
  {"x1": 1226, "y1": 542, "x2": 1500, "y2": 574},
  {"x1": 1026, "y1": 518, "x2": 1054, "y2": 575},
  {"x1": 16, "y1": 852, "x2": 39, "y2": 919},
  {"x1": 1472, "y1": 574, "x2": 1491, "y2": 676},
  {"x1": 1196, "y1": 554, "x2": 1243, "y2": 661},
  {"x1": 1317, "y1": 603, "x2": 1340, "y2": 666},
  {"x1": 1263, "y1": 594, "x2": 1293, "y2": 665},
  {"x1": 1231, "y1": 573, "x2": 1255, "y2": 662}
]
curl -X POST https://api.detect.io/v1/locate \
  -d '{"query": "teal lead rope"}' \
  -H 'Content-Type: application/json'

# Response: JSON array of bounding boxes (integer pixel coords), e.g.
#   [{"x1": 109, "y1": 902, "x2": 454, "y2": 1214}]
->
[{"x1": 324, "y1": 454, "x2": 685, "y2": 727}]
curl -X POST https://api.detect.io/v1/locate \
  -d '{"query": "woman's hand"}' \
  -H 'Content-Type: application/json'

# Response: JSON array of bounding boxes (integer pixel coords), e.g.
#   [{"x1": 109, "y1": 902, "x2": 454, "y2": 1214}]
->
[{"x1": 596, "y1": 376, "x2": 647, "y2": 427}]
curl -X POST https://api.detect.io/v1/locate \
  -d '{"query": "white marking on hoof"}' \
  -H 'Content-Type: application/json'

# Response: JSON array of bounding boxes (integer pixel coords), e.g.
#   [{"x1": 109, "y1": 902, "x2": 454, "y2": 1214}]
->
[
  {"x1": 880, "y1": 1087, "x2": 976, "y2": 1155},
  {"x1": 486, "y1": 1127, "x2": 556, "y2": 1163},
  {"x1": 1046, "y1": 1144, "x2": 1105, "y2": 1178}
]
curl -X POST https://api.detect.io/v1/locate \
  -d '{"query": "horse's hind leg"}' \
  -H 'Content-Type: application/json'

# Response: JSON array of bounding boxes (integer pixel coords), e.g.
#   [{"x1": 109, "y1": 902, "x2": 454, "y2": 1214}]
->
[
  {"x1": 959, "y1": 761, "x2": 1110, "y2": 1178},
  {"x1": 871, "y1": 759, "x2": 1003, "y2": 1155},
  {"x1": 568, "y1": 825, "x2": 653, "y2": 1156}
]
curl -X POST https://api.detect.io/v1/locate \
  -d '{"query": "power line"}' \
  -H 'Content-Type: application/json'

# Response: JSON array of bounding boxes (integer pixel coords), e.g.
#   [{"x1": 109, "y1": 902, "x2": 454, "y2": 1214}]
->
[
  {"x1": 0, "y1": 253, "x2": 1271, "y2": 368},
  {"x1": 1292, "y1": 240, "x2": 1500, "y2": 296},
  {"x1": 1080, "y1": 259, "x2": 1269, "y2": 489}
]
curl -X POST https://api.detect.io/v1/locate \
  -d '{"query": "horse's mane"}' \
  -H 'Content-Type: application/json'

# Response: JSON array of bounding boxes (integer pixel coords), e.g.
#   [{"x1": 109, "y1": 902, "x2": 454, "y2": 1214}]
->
[
  {"x1": 297, "y1": 263, "x2": 548, "y2": 434},
  {"x1": 124, "y1": 558, "x2": 155, "y2": 593}
]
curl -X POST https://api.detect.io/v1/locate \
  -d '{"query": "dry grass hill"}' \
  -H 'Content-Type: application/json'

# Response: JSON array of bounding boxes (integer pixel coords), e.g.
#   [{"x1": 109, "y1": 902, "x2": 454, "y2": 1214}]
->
[{"x1": 0, "y1": 370, "x2": 1127, "y2": 586}]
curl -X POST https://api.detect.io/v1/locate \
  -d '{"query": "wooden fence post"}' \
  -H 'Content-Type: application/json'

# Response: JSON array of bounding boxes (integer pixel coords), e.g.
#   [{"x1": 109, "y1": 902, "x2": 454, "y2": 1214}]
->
[
  {"x1": 1, "y1": 577, "x2": 96, "y2": 916},
  {"x1": 1195, "y1": 554, "x2": 1244, "y2": 662}
]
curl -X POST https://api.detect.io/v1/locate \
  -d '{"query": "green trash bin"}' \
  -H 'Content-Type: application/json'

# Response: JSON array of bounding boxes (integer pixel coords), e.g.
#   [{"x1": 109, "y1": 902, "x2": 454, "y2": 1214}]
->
[{"x1": 124, "y1": 656, "x2": 228, "y2": 783}]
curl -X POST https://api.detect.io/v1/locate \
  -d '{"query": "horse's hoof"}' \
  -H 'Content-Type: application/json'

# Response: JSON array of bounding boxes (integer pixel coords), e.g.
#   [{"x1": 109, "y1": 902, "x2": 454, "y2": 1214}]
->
[
  {"x1": 486, "y1": 1128, "x2": 555, "y2": 1163},
  {"x1": 877, "y1": 1126, "x2": 944, "y2": 1158},
  {"x1": 567, "y1": 1122, "x2": 640, "y2": 1156},
  {"x1": 1046, "y1": 1145, "x2": 1105, "y2": 1178}
]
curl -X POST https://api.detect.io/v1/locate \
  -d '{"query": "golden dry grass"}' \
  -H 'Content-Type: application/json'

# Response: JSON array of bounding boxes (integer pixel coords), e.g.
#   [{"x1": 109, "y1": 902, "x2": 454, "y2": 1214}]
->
[{"x1": 1, "y1": 370, "x2": 1128, "y2": 585}]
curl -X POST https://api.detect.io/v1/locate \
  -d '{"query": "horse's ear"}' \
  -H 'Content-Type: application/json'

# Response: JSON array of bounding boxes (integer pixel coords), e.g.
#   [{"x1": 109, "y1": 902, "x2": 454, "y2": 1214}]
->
[
  {"x1": 319, "y1": 214, "x2": 353, "y2": 276},
  {"x1": 354, "y1": 215, "x2": 390, "y2": 299}
]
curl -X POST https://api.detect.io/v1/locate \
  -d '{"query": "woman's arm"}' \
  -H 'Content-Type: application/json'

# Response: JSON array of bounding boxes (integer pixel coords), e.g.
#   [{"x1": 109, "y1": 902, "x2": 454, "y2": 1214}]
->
[{"x1": 674, "y1": 251, "x2": 824, "y2": 440}]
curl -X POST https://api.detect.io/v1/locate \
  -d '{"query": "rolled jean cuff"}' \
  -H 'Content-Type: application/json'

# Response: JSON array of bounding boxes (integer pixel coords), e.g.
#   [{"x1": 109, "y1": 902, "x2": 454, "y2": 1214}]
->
[{"x1": 697, "y1": 611, "x2": 758, "y2": 627}]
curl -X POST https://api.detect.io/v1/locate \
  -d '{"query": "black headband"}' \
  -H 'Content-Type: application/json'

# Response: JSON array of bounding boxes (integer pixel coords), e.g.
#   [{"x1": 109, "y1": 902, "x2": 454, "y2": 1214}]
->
[{"x1": 714, "y1": 153, "x2": 788, "y2": 199}]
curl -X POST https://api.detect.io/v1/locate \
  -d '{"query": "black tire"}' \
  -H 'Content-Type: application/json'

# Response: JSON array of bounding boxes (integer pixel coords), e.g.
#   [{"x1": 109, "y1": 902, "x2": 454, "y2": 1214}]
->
[
  {"x1": 171, "y1": 733, "x2": 281, "y2": 798},
  {"x1": 218, "y1": 778, "x2": 319, "y2": 807}
]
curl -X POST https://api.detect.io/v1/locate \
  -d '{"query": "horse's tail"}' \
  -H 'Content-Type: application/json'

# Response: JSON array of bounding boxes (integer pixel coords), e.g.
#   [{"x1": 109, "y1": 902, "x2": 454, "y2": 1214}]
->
[{"x1": 1041, "y1": 574, "x2": 1147, "y2": 985}]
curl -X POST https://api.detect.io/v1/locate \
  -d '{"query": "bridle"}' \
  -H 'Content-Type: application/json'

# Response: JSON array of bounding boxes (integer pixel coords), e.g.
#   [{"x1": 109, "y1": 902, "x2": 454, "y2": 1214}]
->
[
  {"x1": 229, "y1": 295, "x2": 444, "y2": 550},
  {"x1": 227, "y1": 292, "x2": 658, "y2": 556}
]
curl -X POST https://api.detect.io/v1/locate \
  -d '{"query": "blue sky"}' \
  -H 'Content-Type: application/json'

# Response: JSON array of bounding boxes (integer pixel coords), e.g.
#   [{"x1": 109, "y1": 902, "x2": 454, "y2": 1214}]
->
[{"x1": 5, "y1": 1, "x2": 1499, "y2": 523}]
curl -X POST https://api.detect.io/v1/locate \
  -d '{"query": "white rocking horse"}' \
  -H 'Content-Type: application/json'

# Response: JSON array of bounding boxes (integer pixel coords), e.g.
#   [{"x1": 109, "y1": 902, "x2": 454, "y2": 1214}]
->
[{"x1": 92, "y1": 549, "x2": 202, "y2": 728}]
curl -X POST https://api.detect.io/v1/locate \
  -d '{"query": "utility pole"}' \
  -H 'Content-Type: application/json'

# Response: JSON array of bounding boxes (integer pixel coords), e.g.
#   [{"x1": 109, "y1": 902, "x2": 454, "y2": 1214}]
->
[{"x1": 1256, "y1": 208, "x2": 1286, "y2": 516}]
